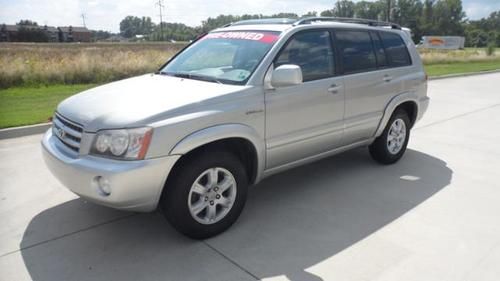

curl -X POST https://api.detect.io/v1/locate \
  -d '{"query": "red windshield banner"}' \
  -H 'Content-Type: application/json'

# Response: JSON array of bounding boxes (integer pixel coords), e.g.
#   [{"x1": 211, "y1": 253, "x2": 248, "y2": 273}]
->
[{"x1": 204, "y1": 32, "x2": 279, "y2": 44}]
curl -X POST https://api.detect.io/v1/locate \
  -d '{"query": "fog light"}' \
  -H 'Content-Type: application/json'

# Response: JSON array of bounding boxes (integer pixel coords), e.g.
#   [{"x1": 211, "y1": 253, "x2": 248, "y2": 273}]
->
[{"x1": 96, "y1": 176, "x2": 111, "y2": 196}]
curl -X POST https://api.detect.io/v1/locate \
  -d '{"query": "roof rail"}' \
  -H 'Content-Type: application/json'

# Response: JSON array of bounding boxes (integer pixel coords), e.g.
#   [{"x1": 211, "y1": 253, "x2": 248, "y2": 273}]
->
[
  {"x1": 293, "y1": 17, "x2": 401, "y2": 30},
  {"x1": 229, "y1": 18, "x2": 298, "y2": 26}
]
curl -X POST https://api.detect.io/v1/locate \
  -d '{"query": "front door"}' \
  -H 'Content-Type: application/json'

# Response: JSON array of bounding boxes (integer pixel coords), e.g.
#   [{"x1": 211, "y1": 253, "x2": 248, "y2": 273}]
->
[{"x1": 265, "y1": 30, "x2": 345, "y2": 169}]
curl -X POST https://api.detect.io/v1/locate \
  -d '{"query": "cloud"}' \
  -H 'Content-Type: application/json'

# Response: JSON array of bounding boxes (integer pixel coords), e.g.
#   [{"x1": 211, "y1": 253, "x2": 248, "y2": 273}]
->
[
  {"x1": 0, "y1": 0, "x2": 499, "y2": 32},
  {"x1": 465, "y1": 0, "x2": 499, "y2": 20}
]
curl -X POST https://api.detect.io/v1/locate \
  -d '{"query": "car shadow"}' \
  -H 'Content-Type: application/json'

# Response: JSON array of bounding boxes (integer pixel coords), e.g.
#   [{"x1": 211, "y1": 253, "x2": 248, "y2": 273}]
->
[{"x1": 20, "y1": 148, "x2": 452, "y2": 281}]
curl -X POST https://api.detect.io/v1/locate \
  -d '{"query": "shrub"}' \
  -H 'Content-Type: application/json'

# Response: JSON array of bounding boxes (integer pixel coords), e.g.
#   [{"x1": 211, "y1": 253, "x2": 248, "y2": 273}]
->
[{"x1": 487, "y1": 43, "x2": 496, "y2": 56}]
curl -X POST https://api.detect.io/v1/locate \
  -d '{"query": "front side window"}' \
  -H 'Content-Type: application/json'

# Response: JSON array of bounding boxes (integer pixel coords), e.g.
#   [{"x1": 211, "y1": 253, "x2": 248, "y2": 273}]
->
[
  {"x1": 275, "y1": 30, "x2": 334, "y2": 82},
  {"x1": 336, "y1": 30, "x2": 377, "y2": 74},
  {"x1": 161, "y1": 31, "x2": 280, "y2": 85},
  {"x1": 379, "y1": 32, "x2": 411, "y2": 67}
]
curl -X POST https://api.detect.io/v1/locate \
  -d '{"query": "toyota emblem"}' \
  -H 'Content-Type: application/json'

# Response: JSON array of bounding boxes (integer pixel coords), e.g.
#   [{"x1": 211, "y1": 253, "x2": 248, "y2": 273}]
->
[{"x1": 57, "y1": 128, "x2": 66, "y2": 139}]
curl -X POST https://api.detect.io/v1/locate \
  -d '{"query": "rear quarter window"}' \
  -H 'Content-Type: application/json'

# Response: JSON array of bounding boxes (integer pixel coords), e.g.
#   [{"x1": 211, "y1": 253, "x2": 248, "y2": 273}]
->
[{"x1": 379, "y1": 32, "x2": 412, "y2": 67}]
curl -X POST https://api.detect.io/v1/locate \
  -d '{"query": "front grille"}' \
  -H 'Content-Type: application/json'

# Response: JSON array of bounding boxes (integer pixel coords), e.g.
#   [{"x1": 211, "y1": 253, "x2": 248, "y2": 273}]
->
[{"x1": 52, "y1": 113, "x2": 83, "y2": 153}]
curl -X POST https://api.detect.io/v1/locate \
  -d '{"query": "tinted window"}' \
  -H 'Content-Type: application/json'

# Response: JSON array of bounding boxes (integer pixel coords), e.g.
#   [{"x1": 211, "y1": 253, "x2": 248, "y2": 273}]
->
[
  {"x1": 370, "y1": 32, "x2": 388, "y2": 68},
  {"x1": 275, "y1": 30, "x2": 334, "y2": 82},
  {"x1": 336, "y1": 30, "x2": 377, "y2": 74},
  {"x1": 379, "y1": 32, "x2": 411, "y2": 67}
]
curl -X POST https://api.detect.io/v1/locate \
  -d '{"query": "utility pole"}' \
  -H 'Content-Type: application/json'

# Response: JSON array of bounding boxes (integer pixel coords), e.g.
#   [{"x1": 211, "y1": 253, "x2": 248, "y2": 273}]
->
[
  {"x1": 81, "y1": 13, "x2": 87, "y2": 28},
  {"x1": 386, "y1": 0, "x2": 391, "y2": 22},
  {"x1": 156, "y1": 0, "x2": 165, "y2": 41}
]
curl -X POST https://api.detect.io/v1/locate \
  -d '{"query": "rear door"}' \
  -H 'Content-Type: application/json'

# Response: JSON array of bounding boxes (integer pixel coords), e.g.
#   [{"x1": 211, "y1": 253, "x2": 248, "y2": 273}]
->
[
  {"x1": 334, "y1": 29, "x2": 394, "y2": 145},
  {"x1": 265, "y1": 29, "x2": 345, "y2": 169}
]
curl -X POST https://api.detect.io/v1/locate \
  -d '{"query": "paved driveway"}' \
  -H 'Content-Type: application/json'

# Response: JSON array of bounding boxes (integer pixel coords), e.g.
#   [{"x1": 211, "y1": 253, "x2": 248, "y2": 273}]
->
[{"x1": 1, "y1": 73, "x2": 500, "y2": 281}]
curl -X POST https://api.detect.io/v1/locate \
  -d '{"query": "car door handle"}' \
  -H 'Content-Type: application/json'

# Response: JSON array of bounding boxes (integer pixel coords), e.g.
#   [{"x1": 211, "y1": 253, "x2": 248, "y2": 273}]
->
[
  {"x1": 383, "y1": 75, "x2": 393, "y2": 82},
  {"x1": 328, "y1": 84, "x2": 342, "y2": 94}
]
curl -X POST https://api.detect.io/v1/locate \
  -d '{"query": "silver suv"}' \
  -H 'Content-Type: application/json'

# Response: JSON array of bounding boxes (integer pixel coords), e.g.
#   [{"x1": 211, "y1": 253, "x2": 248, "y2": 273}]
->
[{"x1": 42, "y1": 17, "x2": 429, "y2": 238}]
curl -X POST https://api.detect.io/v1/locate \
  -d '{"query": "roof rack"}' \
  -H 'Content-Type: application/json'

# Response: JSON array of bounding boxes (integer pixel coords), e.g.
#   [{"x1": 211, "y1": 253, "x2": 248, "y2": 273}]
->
[
  {"x1": 224, "y1": 17, "x2": 402, "y2": 30},
  {"x1": 229, "y1": 18, "x2": 298, "y2": 26},
  {"x1": 294, "y1": 17, "x2": 401, "y2": 30}
]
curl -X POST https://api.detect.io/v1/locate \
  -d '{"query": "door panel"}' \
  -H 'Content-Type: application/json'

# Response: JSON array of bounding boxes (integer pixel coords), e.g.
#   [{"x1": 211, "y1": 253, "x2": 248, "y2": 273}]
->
[
  {"x1": 265, "y1": 77, "x2": 345, "y2": 168},
  {"x1": 334, "y1": 29, "x2": 396, "y2": 145},
  {"x1": 342, "y1": 71, "x2": 390, "y2": 144},
  {"x1": 264, "y1": 29, "x2": 344, "y2": 169}
]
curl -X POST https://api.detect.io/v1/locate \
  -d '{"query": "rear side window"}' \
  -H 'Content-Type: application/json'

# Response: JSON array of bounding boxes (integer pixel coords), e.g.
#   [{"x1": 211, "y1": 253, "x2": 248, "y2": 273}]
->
[
  {"x1": 379, "y1": 32, "x2": 411, "y2": 67},
  {"x1": 335, "y1": 30, "x2": 377, "y2": 74},
  {"x1": 370, "y1": 32, "x2": 388, "y2": 68},
  {"x1": 275, "y1": 30, "x2": 335, "y2": 82}
]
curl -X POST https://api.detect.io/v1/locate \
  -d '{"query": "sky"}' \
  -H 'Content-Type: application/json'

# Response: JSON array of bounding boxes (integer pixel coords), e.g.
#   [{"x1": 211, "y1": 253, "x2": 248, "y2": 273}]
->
[{"x1": 1, "y1": 0, "x2": 499, "y2": 32}]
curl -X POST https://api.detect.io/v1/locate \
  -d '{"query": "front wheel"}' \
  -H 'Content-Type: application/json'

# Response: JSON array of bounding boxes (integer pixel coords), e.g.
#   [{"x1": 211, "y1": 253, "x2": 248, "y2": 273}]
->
[
  {"x1": 160, "y1": 150, "x2": 248, "y2": 239},
  {"x1": 369, "y1": 109, "x2": 411, "y2": 164}
]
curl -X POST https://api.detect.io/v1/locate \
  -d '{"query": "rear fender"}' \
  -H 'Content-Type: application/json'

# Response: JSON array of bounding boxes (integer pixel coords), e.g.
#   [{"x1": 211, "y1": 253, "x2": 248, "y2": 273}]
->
[{"x1": 374, "y1": 92, "x2": 420, "y2": 138}]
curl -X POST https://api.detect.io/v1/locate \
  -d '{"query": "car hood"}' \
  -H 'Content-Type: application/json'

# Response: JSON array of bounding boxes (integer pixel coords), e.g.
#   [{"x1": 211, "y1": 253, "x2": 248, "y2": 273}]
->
[{"x1": 57, "y1": 74, "x2": 244, "y2": 132}]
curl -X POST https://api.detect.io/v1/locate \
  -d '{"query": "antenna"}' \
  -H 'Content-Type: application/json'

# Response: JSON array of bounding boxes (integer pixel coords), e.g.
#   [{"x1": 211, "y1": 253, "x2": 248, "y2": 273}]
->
[
  {"x1": 81, "y1": 13, "x2": 87, "y2": 28},
  {"x1": 155, "y1": 0, "x2": 165, "y2": 41}
]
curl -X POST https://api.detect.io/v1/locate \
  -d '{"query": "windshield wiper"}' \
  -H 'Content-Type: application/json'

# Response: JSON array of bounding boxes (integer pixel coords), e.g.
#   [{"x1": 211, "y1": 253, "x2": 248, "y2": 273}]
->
[{"x1": 160, "y1": 72, "x2": 223, "y2": 84}]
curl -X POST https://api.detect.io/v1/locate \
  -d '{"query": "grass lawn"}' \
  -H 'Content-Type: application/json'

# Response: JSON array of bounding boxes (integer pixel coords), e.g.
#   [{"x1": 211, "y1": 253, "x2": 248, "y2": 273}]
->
[
  {"x1": 425, "y1": 59, "x2": 500, "y2": 77},
  {"x1": 0, "y1": 84, "x2": 96, "y2": 128}
]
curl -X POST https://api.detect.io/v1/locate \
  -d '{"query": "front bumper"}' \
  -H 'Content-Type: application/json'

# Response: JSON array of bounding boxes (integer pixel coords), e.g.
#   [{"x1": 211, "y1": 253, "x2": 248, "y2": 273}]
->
[{"x1": 42, "y1": 129, "x2": 180, "y2": 212}]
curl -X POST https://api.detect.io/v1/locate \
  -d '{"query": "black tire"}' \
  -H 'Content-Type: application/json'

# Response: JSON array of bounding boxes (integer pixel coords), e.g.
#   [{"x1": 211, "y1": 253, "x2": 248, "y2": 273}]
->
[
  {"x1": 160, "y1": 149, "x2": 248, "y2": 239},
  {"x1": 369, "y1": 109, "x2": 411, "y2": 165}
]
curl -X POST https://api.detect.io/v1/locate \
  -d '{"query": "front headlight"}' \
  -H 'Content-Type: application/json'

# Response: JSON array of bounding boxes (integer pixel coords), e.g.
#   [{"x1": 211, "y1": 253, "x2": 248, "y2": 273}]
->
[{"x1": 91, "y1": 127, "x2": 153, "y2": 160}]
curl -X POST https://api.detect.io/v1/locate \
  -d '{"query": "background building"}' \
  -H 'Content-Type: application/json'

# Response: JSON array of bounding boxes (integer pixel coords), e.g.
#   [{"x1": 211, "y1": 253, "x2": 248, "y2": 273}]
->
[
  {"x1": 0, "y1": 24, "x2": 91, "y2": 42},
  {"x1": 58, "y1": 26, "x2": 91, "y2": 42}
]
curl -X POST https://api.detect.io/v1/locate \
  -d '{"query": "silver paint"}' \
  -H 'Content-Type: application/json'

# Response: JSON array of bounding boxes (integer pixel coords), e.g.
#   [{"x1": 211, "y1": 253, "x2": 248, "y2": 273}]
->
[{"x1": 42, "y1": 22, "x2": 428, "y2": 211}]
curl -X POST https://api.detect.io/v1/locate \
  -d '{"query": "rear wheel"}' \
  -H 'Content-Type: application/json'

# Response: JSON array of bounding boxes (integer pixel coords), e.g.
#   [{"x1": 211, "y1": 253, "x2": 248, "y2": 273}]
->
[
  {"x1": 369, "y1": 109, "x2": 411, "y2": 164},
  {"x1": 160, "y1": 150, "x2": 248, "y2": 239}
]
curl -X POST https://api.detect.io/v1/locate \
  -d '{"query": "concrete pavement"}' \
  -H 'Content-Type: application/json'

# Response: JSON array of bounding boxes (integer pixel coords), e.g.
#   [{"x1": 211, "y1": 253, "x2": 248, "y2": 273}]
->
[{"x1": 1, "y1": 73, "x2": 500, "y2": 281}]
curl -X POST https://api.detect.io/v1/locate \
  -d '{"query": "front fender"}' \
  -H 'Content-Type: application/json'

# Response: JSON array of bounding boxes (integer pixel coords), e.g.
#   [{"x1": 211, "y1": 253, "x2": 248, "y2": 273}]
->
[
  {"x1": 374, "y1": 92, "x2": 420, "y2": 138},
  {"x1": 169, "y1": 124, "x2": 266, "y2": 183}
]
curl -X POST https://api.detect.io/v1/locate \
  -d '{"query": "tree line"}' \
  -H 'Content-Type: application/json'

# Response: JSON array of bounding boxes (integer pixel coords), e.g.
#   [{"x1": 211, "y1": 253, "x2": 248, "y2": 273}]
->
[{"x1": 119, "y1": 0, "x2": 499, "y2": 47}]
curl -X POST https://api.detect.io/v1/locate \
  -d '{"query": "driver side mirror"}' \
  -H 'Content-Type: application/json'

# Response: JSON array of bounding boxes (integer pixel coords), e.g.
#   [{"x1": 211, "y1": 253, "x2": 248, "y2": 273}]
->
[{"x1": 271, "y1": 65, "x2": 303, "y2": 88}]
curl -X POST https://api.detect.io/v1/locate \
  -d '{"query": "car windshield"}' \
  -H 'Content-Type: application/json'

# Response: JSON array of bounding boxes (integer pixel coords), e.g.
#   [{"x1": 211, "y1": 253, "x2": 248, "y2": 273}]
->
[{"x1": 160, "y1": 31, "x2": 281, "y2": 85}]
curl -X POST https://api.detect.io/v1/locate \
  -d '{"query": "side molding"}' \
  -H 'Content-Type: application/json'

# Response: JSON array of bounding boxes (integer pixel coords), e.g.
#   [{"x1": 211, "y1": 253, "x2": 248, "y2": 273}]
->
[
  {"x1": 169, "y1": 124, "x2": 266, "y2": 183},
  {"x1": 374, "y1": 92, "x2": 419, "y2": 138}
]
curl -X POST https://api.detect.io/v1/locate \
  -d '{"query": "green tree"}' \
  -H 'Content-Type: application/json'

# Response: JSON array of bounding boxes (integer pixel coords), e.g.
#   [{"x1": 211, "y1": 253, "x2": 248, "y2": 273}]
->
[
  {"x1": 200, "y1": 15, "x2": 239, "y2": 33},
  {"x1": 320, "y1": 10, "x2": 335, "y2": 17},
  {"x1": 420, "y1": 0, "x2": 435, "y2": 34},
  {"x1": 270, "y1": 13, "x2": 299, "y2": 18},
  {"x1": 17, "y1": 20, "x2": 38, "y2": 26},
  {"x1": 301, "y1": 11, "x2": 318, "y2": 17},
  {"x1": 150, "y1": 22, "x2": 198, "y2": 41},
  {"x1": 119, "y1": 16, "x2": 155, "y2": 38},
  {"x1": 465, "y1": 28, "x2": 488, "y2": 47},
  {"x1": 91, "y1": 30, "x2": 112, "y2": 41},
  {"x1": 466, "y1": 10, "x2": 500, "y2": 47},
  {"x1": 433, "y1": 0, "x2": 465, "y2": 35},
  {"x1": 140, "y1": 17, "x2": 155, "y2": 35},
  {"x1": 321, "y1": 0, "x2": 355, "y2": 17},
  {"x1": 335, "y1": 0, "x2": 356, "y2": 17},
  {"x1": 392, "y1": 0, "x2": 424, "y2": 41},
  {"x1": 354, "y1": 1, "x2": 383, "y2": 20}
]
